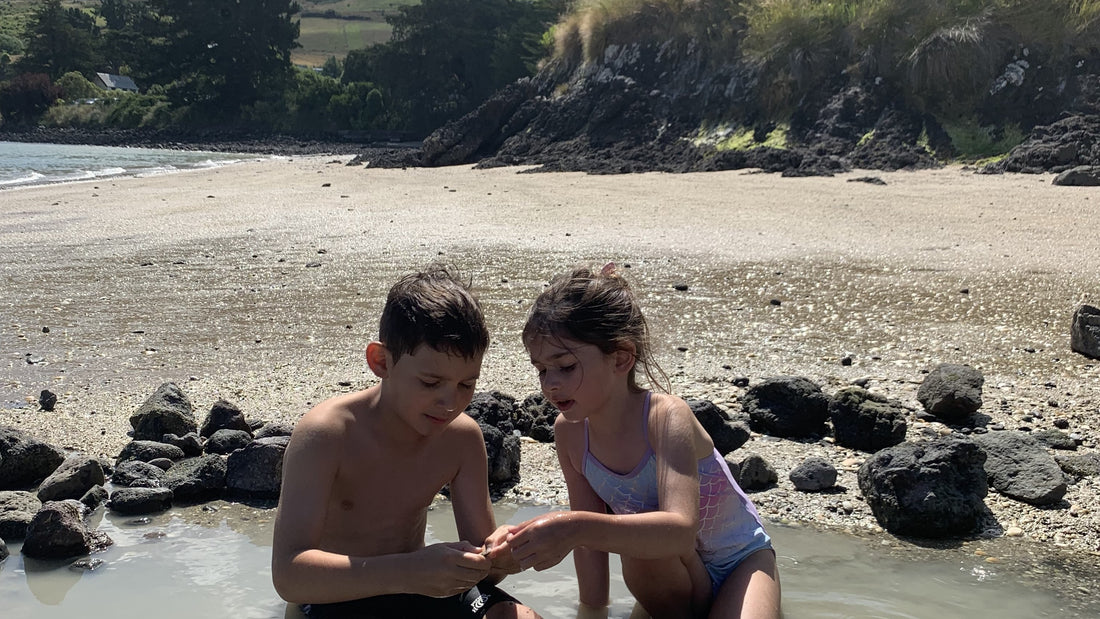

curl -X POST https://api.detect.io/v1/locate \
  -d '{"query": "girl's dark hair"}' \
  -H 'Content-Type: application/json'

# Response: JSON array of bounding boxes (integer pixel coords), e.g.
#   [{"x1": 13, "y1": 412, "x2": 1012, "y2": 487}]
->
[
  {"x1": 523, "y1": 264, "x2": 669, "y2": 393},
  {"x1": 379, "y1": 264, "x2": 489, "y2": 362}
]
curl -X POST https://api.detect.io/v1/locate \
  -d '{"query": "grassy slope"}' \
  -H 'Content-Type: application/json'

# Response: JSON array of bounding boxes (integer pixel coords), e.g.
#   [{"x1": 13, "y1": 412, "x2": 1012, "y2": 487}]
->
[{"x1": 0, "y1": 0, "x2": 418, "y2": 67}]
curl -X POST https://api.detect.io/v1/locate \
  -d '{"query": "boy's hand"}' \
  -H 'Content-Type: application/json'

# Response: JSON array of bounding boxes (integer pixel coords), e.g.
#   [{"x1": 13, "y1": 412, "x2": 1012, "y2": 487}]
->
[
  {"x1": 506, "y1": 511, "x2": 576, "y2": 572},
  {"x1": 412, "y1": 541, "x2": 492, "y2": 597},
  {"x1": 482, "y1": 525, "x2": 521, "y2": 575}
]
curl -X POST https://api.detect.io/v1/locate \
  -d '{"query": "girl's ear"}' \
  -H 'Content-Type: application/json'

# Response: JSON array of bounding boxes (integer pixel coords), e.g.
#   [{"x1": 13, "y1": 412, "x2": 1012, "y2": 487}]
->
[
  {"x1": 366, "y1": 342, "x2": 390, "y2": 378},
  {"x1": 613, "y1": 342, "x2": 637, "y2": 374}
]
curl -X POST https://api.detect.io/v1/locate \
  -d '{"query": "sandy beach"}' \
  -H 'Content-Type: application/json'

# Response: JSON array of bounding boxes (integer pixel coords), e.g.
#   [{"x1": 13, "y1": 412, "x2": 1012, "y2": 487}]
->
[{"x1": 2, "y1": 156, "x2": 1098, "y2": 567}]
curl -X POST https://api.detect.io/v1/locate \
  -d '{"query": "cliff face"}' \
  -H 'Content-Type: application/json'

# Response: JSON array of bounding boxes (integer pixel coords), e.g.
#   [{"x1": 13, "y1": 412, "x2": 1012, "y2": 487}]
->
[{"x1": 412, "y1": 32, "x2": 1100, "y2": 176}]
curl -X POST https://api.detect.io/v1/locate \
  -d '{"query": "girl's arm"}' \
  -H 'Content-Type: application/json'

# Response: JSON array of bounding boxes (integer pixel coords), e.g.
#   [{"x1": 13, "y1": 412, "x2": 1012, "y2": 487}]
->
[
  {"x1": 509, "y1": 401, "x2": 703, "y2": 567},
  {"x1": 557, "y1": 417, "x2": 611, "y2": 608}
]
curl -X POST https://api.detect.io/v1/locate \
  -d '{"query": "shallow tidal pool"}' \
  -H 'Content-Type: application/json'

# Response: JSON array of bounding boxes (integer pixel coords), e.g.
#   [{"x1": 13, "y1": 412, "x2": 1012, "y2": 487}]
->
[{"x1": 1, "y1": 500, "x2": 1095, "y2": 618}]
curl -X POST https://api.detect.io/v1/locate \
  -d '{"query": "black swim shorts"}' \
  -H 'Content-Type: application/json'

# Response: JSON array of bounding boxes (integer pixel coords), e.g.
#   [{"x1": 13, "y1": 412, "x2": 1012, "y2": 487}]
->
[{"x1": 301, "y1": 582, "x2": 520, "y2": 619}]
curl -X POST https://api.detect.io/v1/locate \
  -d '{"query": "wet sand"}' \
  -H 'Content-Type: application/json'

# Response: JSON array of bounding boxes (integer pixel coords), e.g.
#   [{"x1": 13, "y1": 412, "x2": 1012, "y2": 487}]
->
[{"x1": 1, "y1": 157, "x2": 1098, "y2": 570}]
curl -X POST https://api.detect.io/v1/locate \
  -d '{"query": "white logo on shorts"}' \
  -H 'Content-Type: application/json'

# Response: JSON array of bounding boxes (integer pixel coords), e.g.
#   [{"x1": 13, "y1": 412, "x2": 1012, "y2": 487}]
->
[{"x1": 471, "y1": 593, "x2": 489, "y2": 613}]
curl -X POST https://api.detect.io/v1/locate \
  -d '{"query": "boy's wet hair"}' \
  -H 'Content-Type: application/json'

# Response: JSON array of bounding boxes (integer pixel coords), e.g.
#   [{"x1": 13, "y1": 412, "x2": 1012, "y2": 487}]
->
[
  {"x1": 379, "y1": 264, "x2": 489, "y2": 362},
  {"x1": 523, "y1": 264, "x2": 669, "y2": 393}
]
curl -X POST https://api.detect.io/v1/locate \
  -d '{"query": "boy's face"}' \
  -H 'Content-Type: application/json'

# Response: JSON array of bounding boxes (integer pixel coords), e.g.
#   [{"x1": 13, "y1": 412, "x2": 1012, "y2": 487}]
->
[{"x1": 379, "y1": 343, "x2": 483, "y2": 436}]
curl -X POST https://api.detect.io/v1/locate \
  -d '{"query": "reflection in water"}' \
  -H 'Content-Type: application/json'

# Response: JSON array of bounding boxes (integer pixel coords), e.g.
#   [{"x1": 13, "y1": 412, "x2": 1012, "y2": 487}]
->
[{"x1": 0, "y1": 499, "x2": 1096, "y2": 618}]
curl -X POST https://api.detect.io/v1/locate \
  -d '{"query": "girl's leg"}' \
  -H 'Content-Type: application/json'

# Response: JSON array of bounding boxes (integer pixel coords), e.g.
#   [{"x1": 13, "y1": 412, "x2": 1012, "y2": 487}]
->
[
  {"x1": 707, "y1": 549, "x2": 781, "y2": 619},
  {"x1": 620, "y1": 552, "x2": 711, "y2": 619}
]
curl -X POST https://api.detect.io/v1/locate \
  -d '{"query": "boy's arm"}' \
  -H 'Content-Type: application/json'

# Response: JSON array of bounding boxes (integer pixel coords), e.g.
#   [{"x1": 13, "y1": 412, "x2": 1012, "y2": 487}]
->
[
  {"x1": 271, "y1": 407, "x2": 490, "y2": 603},
  {"x1": 448, "y1": 415, "x2": 509, "y2": 583}
]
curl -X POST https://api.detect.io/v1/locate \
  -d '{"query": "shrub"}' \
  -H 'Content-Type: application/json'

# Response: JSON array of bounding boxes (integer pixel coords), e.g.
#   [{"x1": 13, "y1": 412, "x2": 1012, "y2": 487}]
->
[
  {"x1": 0, "y1": 73, "x2": 62, "y2": 123},
  {"x1": 56, "y1": 71, "x2": 103, "y2": 101}
]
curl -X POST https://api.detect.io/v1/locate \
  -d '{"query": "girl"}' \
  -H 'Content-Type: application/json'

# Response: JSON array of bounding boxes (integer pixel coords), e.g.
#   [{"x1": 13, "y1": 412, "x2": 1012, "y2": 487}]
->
[{"x1": 506, "y1": 264, "x2": 780, "y2": 619}]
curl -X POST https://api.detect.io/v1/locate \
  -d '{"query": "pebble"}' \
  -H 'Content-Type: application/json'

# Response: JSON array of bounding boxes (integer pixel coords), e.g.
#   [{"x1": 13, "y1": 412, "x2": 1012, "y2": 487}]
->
[{"x1": 1006, "y1": 526, "x2": 1025, "y2": 537}]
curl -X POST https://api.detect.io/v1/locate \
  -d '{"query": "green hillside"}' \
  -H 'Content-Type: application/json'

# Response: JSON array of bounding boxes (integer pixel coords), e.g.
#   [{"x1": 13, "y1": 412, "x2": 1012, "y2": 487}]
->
[
  {"x1": 0, "y1": 0, "x2": 418, "y2": 66},
  {"x1": 296, "y1": 0, "x2": 419, "y2": 66}
]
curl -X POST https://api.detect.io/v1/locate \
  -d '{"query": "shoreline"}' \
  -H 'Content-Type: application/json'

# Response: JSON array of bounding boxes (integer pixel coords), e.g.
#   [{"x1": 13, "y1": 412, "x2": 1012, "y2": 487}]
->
[{"x1": 2, "y1": 157, "x2": 1097, "y2": 571}]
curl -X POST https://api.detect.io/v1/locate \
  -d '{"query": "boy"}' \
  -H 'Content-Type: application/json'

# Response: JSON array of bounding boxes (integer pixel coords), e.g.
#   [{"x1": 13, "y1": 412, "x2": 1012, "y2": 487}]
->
[{"x1": 272, "y1": 265, "x2": 541, "y2": 619}]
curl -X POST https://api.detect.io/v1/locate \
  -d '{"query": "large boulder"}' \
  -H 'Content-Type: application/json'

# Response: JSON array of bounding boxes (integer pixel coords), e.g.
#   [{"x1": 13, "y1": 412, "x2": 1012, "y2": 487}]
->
[
  {"x1": 828, "y1": 387, "x2": 908, "y2": 452},
  {"x1": 0, "y1": 490, "x2": 42, "y2": 540},
  {"x1": 688, "y1": 399, "x2": 751, "y2": 455},
  {"x1": 0, "y1": 426, "x2": 65, "y2": 490},
  {"x1": 465, "y1": 391, "x2": 520, "y2": 434},
  {"x1": 129, "y1": 382, "x2": 198, "y2": 441},
  {"x1": 973, "y1": 431, "x2": 1068, "y2": 505},
  {"x1": 164, "y1": 454, "x2": 227, "y2": 502},
  {"x1": 479, "y1": 425, "x2": 521, "y2": 490},
  {"x1": 916, "y1": 364, "x2": 984, "y2": 421},
  {"x1": 225, "y1": 436, "x2": 289, "y2": 499},
  {"x1": 858, "y1": 436, "x2": 988, "y2": 537},
  {"x1": 1070, "y1": 304, "x2": 1100, "y2": 359},
  {"x1": 22, "y1": 500, "x2": 113, "y2": 559},
  {"x1": 37, "y1": 454, "x2": 106, "y2": 502}
]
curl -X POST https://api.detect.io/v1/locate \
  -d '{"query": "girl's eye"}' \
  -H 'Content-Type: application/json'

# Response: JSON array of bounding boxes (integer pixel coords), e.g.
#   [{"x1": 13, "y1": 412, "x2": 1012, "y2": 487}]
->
[
  {"x1": 560, "y1": 364, "x2": 577, "y2": 373},
  {"x1": 420, "y1": 380, "x2": 439, "y2": 388},
  {"x1": 460, "y1": 382, "x2": 476, "y2": 390}
]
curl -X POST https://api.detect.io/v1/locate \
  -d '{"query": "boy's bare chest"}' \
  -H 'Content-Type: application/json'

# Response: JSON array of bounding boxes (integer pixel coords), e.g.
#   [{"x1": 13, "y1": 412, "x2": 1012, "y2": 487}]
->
[{"x1": 323, "y1": 441, "x2": 457, "y2": 548}]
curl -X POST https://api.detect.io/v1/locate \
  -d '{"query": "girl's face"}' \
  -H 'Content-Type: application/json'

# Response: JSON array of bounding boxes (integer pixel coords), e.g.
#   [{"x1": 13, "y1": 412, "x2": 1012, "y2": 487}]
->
[{"x1": 527, "y1": 335, "x2": 618, "y2": 422}]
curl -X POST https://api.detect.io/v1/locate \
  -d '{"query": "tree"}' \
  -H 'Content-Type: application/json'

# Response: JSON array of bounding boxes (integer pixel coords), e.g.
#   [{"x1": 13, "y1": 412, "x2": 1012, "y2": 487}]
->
[
  {"x1": 147, "y1": 0, "x2": 301, "y2": 116},
  {"x1": 321, "y1": 55, "x2": 342, "y2": 79},
  {"x1": 0, "y1": 73, "x2": 63, "y2": 123},
  {"x1": 17, "y1": 0, "x2": 101, "y2": 79},
  {"x1": 341, "y1": 0, "x2": 559, "y2": 135}
]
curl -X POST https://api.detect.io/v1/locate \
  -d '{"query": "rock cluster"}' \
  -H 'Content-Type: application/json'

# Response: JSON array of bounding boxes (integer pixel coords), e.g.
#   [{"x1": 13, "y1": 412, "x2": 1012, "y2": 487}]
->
[{"x1": 1, "y1": 361, "x2": 1095, "y2": 562}]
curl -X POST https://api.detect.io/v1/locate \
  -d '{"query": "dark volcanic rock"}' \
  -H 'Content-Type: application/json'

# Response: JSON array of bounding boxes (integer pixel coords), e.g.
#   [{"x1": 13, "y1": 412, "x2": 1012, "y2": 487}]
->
[
  {"x1": 0, "y1": 426, "x2": 65, "y2": 490},
  {"x1": 916, "y1": 364, "x2": 984, "y2": 421},
  {"x1": 789, "y1": 457, "x2": 838, "y2": 492},
  {"x1": 129, "y1": 382, "x2": 199, "y2": 441},
  {"x1": 225, "y1": 436, "x2": 289, "y2": 499},
  {"x1": 688, "y1": 399, "x2": 751, "y2": 455},
  {"x1": 858, "y1": 437, "x2": 988, "y2": 537},
  {"x1": 116, "y1": 440, "x2": 186, "y2": 464},
  {"x1": 109, "y1": 487, "x2": 173, "y2": 515},
  {"x1": 741, "y1": 377, "x2": 829, "y2": 438},
  {"x1": 828, "y1": 387, "x2": 908, "y2": 452},
  {"x1": 37, "y1": 454, "x2": 106, "y2": 502},
  {"x1": 1071, "y1": 304, "x2": 1100, "y2": 359},
  {"x1": 988, "y1": 114, "x2": 1100, "y2": 174},
  {"x1": 200, "y1": 399, "x2": 252, "y2": 438},
  {"x1": 23, "y1": 500, "x2": 113, "y2": 559},
  {"x1": 973, "y1": 431, "x2": 1068, "y2": 505},
  {"x1": 164, "y1": 454, "x2": 228, "y2": 502},
  {"x1": 0, "y1": 490, "x2": 42, "y2": 540}
]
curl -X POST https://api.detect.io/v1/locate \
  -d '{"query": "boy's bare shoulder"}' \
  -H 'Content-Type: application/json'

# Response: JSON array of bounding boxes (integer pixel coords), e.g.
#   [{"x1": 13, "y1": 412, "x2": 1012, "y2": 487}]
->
[{"x1": 293, "y1": 389, "x2": 376, "y2": 441}]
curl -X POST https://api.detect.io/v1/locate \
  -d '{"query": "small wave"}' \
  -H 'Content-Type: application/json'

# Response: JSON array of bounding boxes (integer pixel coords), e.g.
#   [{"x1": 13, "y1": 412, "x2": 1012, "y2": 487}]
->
[{"x1": 0, "y1": 171, "x2": 46, "y2": 186}]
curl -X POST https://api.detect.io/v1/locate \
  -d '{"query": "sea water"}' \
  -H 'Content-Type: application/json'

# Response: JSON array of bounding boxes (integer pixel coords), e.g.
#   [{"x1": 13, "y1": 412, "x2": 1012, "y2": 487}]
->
[
  {"x1": 0, "y1": 500, "x2": 1096, "y2": 619},
  {"x1": 0, "y1": 141, "x2": 251, "y2": 188}
]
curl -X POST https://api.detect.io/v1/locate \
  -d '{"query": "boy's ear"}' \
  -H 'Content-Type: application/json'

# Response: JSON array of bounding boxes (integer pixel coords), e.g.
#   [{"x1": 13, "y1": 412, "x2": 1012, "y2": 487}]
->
[
  {"x1": 366, "y1": 342, "x2": 390, "y2": 378},
  {"x1": 613, "y1": 342, "x2": 637, "y2": 374}
]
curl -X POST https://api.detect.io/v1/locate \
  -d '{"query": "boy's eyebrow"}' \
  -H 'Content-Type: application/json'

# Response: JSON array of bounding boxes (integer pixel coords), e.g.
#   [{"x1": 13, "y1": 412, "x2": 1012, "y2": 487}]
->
[{"x1": 419, "y1": 371, "x2": 481, "y2": 382}]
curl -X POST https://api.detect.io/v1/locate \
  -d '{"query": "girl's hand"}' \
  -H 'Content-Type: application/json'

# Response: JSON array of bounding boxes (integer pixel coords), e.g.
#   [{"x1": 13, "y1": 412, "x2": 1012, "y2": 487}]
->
[
  {"x1": 483, "y1": 525, "x2": 522, "y2": 575},
  {"x1": 411, "y1": 541, "x2": 491, "y2": 597},
  {"x1": 506, "y1": 511, "x2": 577, "y2": 571}
]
